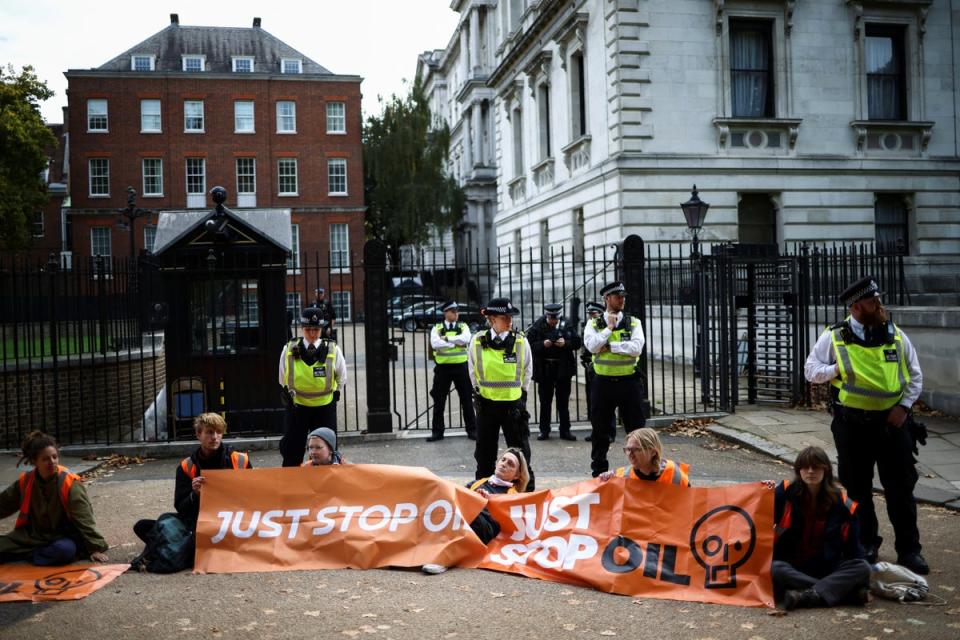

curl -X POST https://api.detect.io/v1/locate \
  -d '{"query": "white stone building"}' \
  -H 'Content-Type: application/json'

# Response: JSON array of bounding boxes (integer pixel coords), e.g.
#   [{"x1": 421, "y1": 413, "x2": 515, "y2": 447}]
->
[{"x1": 422, "y1": 0, "x2": 959, "y2": 299}]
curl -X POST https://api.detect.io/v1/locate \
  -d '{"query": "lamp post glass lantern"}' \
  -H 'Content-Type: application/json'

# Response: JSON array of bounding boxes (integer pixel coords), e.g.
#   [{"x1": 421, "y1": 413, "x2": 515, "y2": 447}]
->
[
  {"x1": 680, "y1": 185, "x2": 710, "y2": 405},
  {"x1": 117, "y1": 186, "x2": 152, "y2": 261}
]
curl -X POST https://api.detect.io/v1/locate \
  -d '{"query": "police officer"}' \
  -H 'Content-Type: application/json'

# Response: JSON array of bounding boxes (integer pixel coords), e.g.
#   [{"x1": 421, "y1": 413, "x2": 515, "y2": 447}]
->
[
  {"x1": 528, "y1": 303, "x2": 581, "y2": 441},
  {"x1": 278, "y1": 307, "x2": 348, "y2": 467},
  {"x1": 804, "y1": 276, "x2": 926, "y2": 574},
  {"x1": 581, "y1": 301, "x2": 615, "y2": 444},
  {"x1": 312, "y1": 287, "x2": 336, "y2": 339},
  {"x1": 468, "y1": 297, "x2": 535, "y2": 491},
  {"x1": 428, "y1": 301, "x2": 477, "y2": 442},
  {"x1": 583, "y1": 281, "x2": 646, "y2": 477}
]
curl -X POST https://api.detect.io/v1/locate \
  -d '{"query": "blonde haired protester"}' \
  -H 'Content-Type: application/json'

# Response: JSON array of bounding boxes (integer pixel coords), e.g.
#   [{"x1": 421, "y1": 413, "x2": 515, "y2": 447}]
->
[
  {"x1": 598, "y1": 427, "x2": 690, "y2": 486},
  {"x1": 0, "y1": 431, "x2": 109, "y2": 565}
]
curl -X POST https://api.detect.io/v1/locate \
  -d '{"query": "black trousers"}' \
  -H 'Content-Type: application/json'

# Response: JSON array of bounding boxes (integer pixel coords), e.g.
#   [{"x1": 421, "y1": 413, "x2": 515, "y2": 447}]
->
[
  {"x1": 584, "y1": 367, "x2": 616, "y2": 440},
  {"x1": 537, "y1": 362, "x2": 572, "y2": 436},
  {"x1": 474, "y1": 397, "x2": 535, "y2": 491},
  {"x1": 772, "y1": 559, "x2": 871, "y2": 606},
  {"x1": 430, "y1": 363, "x2": 477, "y2": 437},
  {"x1": 831, "y1": 409, "x2": 921, "y2": 557},
  {"x1": 590, "y1": 375, "x2": 645, "y2": 476},
  {"x1": 281, "y1": 402, "x2": 337, "y2": 467}
]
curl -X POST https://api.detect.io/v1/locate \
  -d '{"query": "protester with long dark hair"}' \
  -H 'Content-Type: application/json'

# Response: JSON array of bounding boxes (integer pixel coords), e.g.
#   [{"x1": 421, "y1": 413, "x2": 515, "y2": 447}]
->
[
  {"x1": 772, "y1": 446, "x2": 871, "y2": 610},
  {"x1": 0, "y1": 431, "x2": 109, "y2": 565}
]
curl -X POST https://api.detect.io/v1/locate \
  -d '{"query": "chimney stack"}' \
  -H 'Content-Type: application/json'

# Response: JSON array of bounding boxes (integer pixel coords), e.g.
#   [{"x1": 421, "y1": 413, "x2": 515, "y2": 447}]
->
[
  {"x1": 253, "y1": 17, "x2": 261, "y2": 28},
  {"x1": 170, "y1": 13, "x2": 179, "y2": 25}
]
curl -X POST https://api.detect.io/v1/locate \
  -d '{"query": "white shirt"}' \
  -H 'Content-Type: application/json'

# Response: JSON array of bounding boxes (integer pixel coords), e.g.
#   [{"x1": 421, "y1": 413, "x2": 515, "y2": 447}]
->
[
  {"x1": 467, "y1": 330, "x2": 533, "y2": 393},
  {"x1": 583, "y1": 310, "x2": 646, "y2": 357},
  {"x1": 278, "y1": 337, "x2": 348, "y2": 388},
  {"x1": 429, "y1": 321, "x2": 472, "y2": 351},
  {"x1": 803, "y1": 316, "x2": 922, "y2": 407}
]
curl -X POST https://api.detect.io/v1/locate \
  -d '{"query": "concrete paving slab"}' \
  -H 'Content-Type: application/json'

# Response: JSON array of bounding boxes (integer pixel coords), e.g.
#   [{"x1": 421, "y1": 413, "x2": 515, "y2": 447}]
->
[
  {"x1": 917, "y1": 450, "x2": 960, "y2": 465},
  {"x1": 927, "y1": 462, "x2": 960, "y2": 480},
  {"x1": 941, "y1": 432, "x2": 960, "y2": 446},
  {"x1": 914, "y1": 437, "x2": 958, "y2": 452},
  {"x1": 740, "y1": 414, "x2": 785, "y2": 427}
]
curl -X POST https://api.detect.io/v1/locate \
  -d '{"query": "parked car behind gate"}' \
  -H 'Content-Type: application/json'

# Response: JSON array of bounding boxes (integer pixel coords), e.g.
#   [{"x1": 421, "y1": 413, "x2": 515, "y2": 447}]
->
[{"x1": 396, "y1": 302, "x2": 484, "y2": 333}]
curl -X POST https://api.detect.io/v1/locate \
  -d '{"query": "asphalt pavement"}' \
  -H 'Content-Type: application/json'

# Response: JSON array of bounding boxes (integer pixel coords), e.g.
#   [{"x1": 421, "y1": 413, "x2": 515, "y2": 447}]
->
[{"x1": 2, "y1": 422, "x2": 959, "y2": 639}]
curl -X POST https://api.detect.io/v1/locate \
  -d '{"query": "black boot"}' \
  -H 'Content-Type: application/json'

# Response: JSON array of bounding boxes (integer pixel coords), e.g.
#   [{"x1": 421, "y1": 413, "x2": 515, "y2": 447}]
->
[{"x1": 784, "y1": 588, "x2": 824, "y2": 611}]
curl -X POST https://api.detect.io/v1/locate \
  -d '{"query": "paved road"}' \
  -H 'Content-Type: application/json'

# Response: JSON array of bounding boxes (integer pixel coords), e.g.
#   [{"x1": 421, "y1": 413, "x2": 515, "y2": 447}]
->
[{"x1": 2, "y1": 431, "x2": 958, "y2": 639}]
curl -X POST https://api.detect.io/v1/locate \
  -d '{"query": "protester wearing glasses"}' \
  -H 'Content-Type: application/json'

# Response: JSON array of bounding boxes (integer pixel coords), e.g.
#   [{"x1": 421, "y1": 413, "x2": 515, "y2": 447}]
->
[{"x1": 598, "y1": 428, "x2": 690, "y2": 486}]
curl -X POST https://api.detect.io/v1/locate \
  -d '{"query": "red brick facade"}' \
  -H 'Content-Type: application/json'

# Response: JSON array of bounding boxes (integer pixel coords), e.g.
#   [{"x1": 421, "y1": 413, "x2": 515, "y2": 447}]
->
[{"x1": 64, "y1": 32, "x2": 365, "y2": 314}]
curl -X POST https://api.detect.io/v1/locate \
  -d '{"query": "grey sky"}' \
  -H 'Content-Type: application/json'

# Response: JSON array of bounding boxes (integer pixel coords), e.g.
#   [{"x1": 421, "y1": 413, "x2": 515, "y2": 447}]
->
[{"x1": 0, "y1": 0, "x2": 460, "y2": 124}]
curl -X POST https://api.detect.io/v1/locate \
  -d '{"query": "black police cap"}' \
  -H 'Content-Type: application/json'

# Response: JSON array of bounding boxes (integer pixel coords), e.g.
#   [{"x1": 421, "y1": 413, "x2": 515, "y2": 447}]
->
[
  {"x1": 300, "y1": 307, "x2": 323, "y2": 326},
  {"x1": 600, "y1": 281, "x2": 627, "y2": 297},
  {"x1": 543, "y1": 303, "x2": 562, "y2": 316},
  {"x1": 483, "y1": 297, "x2": 520, "y2": 316},
  {"x1": 839, "y1": 276, "x2": 882, "y2": 307}
]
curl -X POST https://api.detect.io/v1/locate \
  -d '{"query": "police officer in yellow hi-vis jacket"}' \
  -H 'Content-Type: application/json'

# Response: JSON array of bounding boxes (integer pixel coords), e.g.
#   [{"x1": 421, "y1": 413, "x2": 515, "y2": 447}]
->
[
  {"x1": 468, "y1": 297, "x2": 536, "y2": 491},
  {"x1": 428, "y1": 301, "x2": 477, "y2": 442},
  {"x1": 584, "y1": 281, "x2": 646, "y2": 477},
  {"x1": 278, "y1": 307, "x2": 347, "y2": 467},
  {"x1": 804, "y1": 276, "x2": 926, "y2": 575}
]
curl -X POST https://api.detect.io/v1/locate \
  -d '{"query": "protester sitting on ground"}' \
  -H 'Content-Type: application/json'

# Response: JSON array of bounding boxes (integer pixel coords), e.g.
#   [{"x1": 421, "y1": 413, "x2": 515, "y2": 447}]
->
[
  {"x1": 771, "y1": 446, "x2": 871, "y2": 611},
  {"x1": 597, "y1": 427, "x2": 690, "y2": 486},
  {"x1": 0, "y1": 431, "x2": 109, "y2": 565},
  {"x1": 421, "y1": 448, "x2": 531, "y2": 576},
  {"x1": 173, "y1": 413, "x2": 252, "y2": 532},
  {"x1": 302, "y1": 427, "x2": 344, "y2": 466}
]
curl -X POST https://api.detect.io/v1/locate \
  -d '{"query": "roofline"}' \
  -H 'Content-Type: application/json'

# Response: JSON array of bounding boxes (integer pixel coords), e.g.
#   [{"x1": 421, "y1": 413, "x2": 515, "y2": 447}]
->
[{"x1": 64, "y1": 69, "x2": 362, "y2": 83}]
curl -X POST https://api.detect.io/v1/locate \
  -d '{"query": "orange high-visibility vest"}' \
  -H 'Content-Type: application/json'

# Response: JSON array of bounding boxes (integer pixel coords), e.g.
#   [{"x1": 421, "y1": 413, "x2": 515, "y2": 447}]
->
[
  {"x1": 15, "y1": 466, "x2": 78, "y2": 529},
  {"x1": 180, "y1": 451, "x2": 250, "y2": 479},
  {"x1": 614, "y1": 459, "x2": 690, "y2": 487},
  {"x1": 774, "y1": 480, "x2": 858, "y2": 541}
]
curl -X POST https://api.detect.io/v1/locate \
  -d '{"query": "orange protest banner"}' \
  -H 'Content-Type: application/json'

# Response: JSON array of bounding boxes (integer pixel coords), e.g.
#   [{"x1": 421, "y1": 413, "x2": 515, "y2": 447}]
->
[
  {"x1": 0, "y1": 564, "x2": 129, "y2": 602},
  {"x1": 194, "y1": 465, "x2": 488, "y2": 574},
  {"x1": 478, "y1": 478, "x2": 775, "y2": 608}
]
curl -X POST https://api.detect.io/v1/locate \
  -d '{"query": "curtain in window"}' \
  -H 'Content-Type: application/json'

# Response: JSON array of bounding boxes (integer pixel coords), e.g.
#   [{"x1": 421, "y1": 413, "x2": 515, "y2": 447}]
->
[
  {"x1": 731, "y1": 28, "x2": 770, "y2": 117},
  {"x1": 866, "y1": 36, "x2": 903, "y2": 120},
  {"x1": 875, "y1": 195, "x2": 908, "y2": 254}
]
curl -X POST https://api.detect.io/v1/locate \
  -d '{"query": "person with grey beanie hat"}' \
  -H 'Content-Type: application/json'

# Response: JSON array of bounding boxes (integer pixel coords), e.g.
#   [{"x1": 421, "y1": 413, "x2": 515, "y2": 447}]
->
[{"x1": 303, "y1": 427, "x2": 343, "y2": 466}]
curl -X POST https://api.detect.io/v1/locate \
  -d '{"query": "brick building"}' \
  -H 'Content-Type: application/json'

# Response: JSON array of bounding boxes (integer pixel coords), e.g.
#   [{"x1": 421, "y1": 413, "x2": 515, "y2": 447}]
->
[{"x1": 64, "y1": 14, "x2": 365, "y2": 319}]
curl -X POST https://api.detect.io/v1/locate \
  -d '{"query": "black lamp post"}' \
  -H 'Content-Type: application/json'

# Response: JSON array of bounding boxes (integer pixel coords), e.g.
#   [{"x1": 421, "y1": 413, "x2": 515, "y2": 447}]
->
[
  {"x1": 117, "y1": 186, "x2": 152, "y2": 262},
  {"x1": 680, "y1": 185, "x2": 710, "y2": 405}
]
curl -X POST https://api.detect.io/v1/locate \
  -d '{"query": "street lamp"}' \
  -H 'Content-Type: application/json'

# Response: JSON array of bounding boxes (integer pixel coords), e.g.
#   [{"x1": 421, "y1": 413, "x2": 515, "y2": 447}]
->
[
  {"x1": 117, "y1": 186, "x2": 152, "y2": 262},
  {"x1": 680, "y1": 185, "x2": 710, "y2": 405}
]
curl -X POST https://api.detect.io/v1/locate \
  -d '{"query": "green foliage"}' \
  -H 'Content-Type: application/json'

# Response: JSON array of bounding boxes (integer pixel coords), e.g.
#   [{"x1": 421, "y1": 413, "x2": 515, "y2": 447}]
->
[
  {"x1": 363, "y1": 80, "x2": 465, "y2": 253},
  {"x1": 0, "y1": 64, "x2": 56, "y2": 250}
]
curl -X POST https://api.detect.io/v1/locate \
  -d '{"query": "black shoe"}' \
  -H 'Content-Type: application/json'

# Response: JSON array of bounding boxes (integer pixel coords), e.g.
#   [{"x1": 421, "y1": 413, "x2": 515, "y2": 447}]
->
[
  {"x1": 537, "y1": 433, "x2": 550, "y2": 441},
  {"x1": 467, "y1": 432, "x2": 477, "y2": 441},
  {"x1": 585, "y1": 434, "x2": 593, "y2": 442},
  {"x1": 784, "y1": 588, "x2": 824, "y2": 611},
  {"x1": 863, "y1": 545, "x2": 878, "y2": 564},
  {"x1": 426, "y1": 435, "x2": 444, "y2": 442},
  {"x1": 559, "y1": 433, "x2": 577, "y2": 441},
  {"x1": 898, "y1": 552, "x2": 930, "y2": 575}
]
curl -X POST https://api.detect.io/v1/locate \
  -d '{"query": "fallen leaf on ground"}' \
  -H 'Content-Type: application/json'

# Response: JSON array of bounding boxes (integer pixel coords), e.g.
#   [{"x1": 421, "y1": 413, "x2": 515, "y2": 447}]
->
[{"x1": 304, "y1": 611, "x2": 321, "y2": 617}]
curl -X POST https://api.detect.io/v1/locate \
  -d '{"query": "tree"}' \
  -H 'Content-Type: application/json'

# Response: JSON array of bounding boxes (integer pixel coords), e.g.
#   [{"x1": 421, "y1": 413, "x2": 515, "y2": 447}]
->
[
  {"x1": 0, "y1": 65, "x2": 56, "y2": 250},
  {"x1": 363, "y1": 80, "x2": 465, "y2": 258}
]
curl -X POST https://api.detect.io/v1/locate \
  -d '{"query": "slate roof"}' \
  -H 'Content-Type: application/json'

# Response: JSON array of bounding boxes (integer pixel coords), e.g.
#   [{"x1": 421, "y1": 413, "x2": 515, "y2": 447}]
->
[
  {"x1": 95, "y1": 23, "x2": 331, "y2": 75},
  {"x1": 153, "y1": 207, "x2": 293, "y2": 256}
]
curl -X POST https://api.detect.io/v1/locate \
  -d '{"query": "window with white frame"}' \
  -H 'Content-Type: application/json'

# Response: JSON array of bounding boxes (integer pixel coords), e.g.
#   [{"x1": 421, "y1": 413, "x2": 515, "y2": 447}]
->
[
  {"x1": 331, "y1": 291, "x2": 351, "y2": 322},
  {"x1": 142, "y1": 158, "x2": 163, "y2": 196},
  {"x1": 234, "y1": 100, "x2": 255, "y2": 133},
  {"x1": 186, "y1": 158, "x2": 206, "y2": 195},
  {"x1": 32, "y1": 211, "x2": 44, "y2": 238},
  {"x1": 144, "y1": 225, "x2": 157, "y2": 253},
  {"x1": 131, "y1": 55, "x2": 155, "y2": 71},
  {"x1": 330, "y1": 223, "x2": 349, "y2": 271},
  {"x1": 537, "y1": 83, "x2": 551, "y2": 159},
  {"x1": 91, "y1": 227, "x2": 112, "y2": 258},
  {"x1": 87, "y1": 99, "x2": 108, "y2": 132},
  {"x1": 328, "y1": 158, "x2": 347, "y2": 195},
  {"x1": 866, "y1": 25, "x2": 907, "y2": 121},
  {"x1": 184, "y1": 100, "x2": 204, "y2": 132},
  {"x1": 140, "y1": 99, "x2": 161, "y2": 132},
  {"x1": 278, "y1": 158, "x2": 298, "y2": 195},
  {"x1": 236, "y1": 158, "x2": 256, "y2": 194},
  {"x1": 88, "y1": 158, "x2": 110, "y2": 196},
  {"x1": 287, "y1": 223, "x2": 300, "y2": 272},
  {"x1": 182, "y1": 55, "x2": 205, "y2": 72},
  {"x1": 285, "y1": 292, "x2": 302, "y2": 324},
  {"x1": 232, "y1": 56, "x2": 254, "y2": 73},
  {"x1": 326, "y1": 102, "x2": 346, "y2": 133},
  {"x1": 730, "y1": 19, "x2": 775, "y2": 118},
  {"x1": 276, "y1": 101, "x2": 296, "y2": 133},
  {"x1": 281, "y1": 58, "x2": 302, "y2": 74}
]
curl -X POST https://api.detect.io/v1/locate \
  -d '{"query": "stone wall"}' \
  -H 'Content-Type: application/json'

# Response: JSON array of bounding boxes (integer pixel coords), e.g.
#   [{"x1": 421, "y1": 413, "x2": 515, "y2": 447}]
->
[{"x1": 1, "y1": 348, "x2": 166, "y2": 447}]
